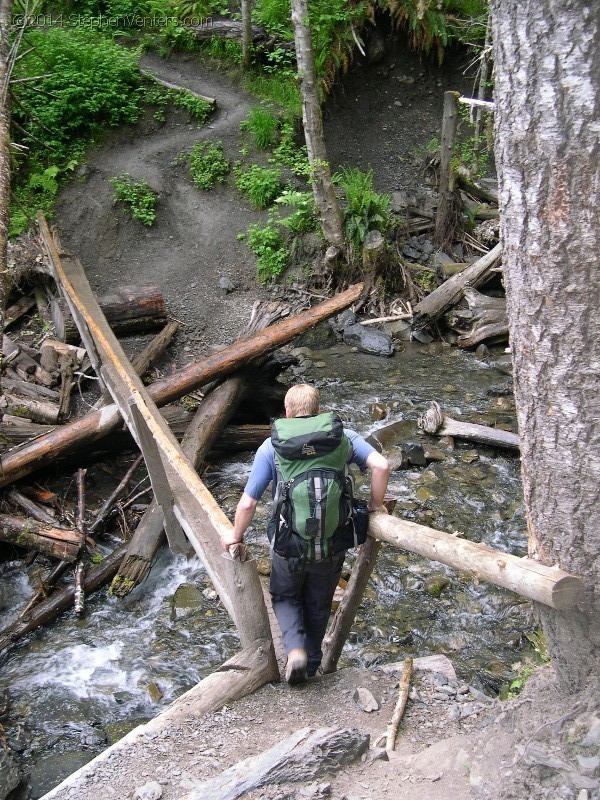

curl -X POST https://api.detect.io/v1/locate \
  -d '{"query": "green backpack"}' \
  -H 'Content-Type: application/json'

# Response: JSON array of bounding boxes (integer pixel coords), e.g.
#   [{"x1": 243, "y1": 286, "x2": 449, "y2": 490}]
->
[{"x1": 268, "y1": 412, "x2": 355, "y2": 562}]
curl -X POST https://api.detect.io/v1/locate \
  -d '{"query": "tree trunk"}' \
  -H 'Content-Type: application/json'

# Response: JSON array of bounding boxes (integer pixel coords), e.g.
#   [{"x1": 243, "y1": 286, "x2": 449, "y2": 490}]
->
[
  {"x1": 241, "y1": 0, "x2": 252, "y2": 70},
  {"x1": 434, "y1": 91, "x2": 460, "y2": 249},
  {"x1": 0, "y1": 1, "x2": 10, "y2": 359},
  {"x1": 0, "y1": 514, "x2": 81, "y2": 561},
  {"x1": 491, "y1": 0, "x2": 599, "y2": 689},
  {"x1": 0, "y1": 283, "x2": 362, "y2": 487},
  {"x1": 290, "y1": 0, "x2": 344, "y2": 248}
]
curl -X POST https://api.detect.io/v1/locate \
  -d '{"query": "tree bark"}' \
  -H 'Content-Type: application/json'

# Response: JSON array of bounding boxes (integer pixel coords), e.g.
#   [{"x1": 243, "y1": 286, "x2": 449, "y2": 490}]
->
[
  {"x1": 434, "y1": 91, "x2": 460, "y2": 249},
  {"x1": 0, "y1": 283, "x2": 362, "y2": 487},
  {"x1": 369, "y1": 512, "x2": 583, "y2": 610},
  {"x1": 51, "y1": 285, "x2": 167, "y2": 343},
  {"x1": 0, "y1": 1, "x2": 11, "y2": 359},
  {"x1": 241, "y1": 0, "x2": 252, "y2": 70},
  {"x1": 291, "y1": 0, "x2": 344, "y2": 248},
  {"x1": 491, "y1": 0, "x2": 600, "y2": 688},
  {"x1": 0, "y1": 514, "x2": 81, "y2": 561}
]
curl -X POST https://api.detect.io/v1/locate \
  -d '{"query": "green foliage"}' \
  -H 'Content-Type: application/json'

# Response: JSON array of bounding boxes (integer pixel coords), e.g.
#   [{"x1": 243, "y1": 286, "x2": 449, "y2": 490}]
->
[
  {"x1": 110, "y1": 174, "x2": 158, "y2": 225},
  {"x1": 235, "y1": 164, "x2": 283, "y2": 208},
  {"x1": 270, "y1": 122, "x2": 310, "y2": 177},
  {"x1": 451, "y1": 104, "x2": 490, "y2": 177},
  {"x1": 243, "y1": 72, "x2": 302, "y2": 118},
  {"x1": 188, "y1": 140, "x2": 231, "y2": 189},
  {"x1": 241, "y1": 105, "x2": 279, "y2": 150},
  {"x1": 334, "y1": 166, "x2": 391, "y2": 250},
  {"x1": 144, "y1": 84, "x2": 213, "y2": 123},
  {"x1": 275, "y1": 190, "x2": 316, "y2": 233},
  {"x1": 173, "y1": 0, "x2": 230, "y2": 20},
  {"x1": 204, "y1": 36, "x2": 243, "y2": 63},
  {"x1": 246, "y1": 214, "x2": 287, "y2": 281}
]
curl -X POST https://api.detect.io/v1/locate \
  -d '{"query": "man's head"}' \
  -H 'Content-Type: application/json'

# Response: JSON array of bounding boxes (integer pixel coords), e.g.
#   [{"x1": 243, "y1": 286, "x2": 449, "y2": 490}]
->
[{"x1": 284, "y1": 384, "x2": 319, "y2": 418}]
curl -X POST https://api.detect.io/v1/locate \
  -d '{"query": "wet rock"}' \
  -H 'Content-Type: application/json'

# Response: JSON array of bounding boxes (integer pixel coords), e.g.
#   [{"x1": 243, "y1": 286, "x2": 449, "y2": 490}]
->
[
  {"x1": 403, "y1": 441, "x2": 426, "y2": 466},
  {"x1": 331, "y1": 309, "x2": 356, "y2": 332},
  {"x1": 256, "y1": 557, "x2": 271, "y2": 576},
  {"x1": 0, "y1": 748, "x2": 20, "y2": 800},
  {"x1": 424, "y1": 575, "x2": 451, "y2": 597},
  {"x1": 370, "y1": 402, "x2": 388, "y2": 421},
  {"x1": 294, "y1": 323, "x2": 337, "y2": 350},
  {"x1": 382, "y1": 318, "x2": 411, "y2": 339},
  {"x1": 416, "y1": 486, "x2": 436, "y2": 502},
  {"x1": 475, "y1": 343, "x2": 490, "y2": 358},
  {"x1": 459, "y1": 450, "x2": 480, "y2": 463},
  {"x1": 133, "y1": 780, "x2": 163, "y2": 800},
  {"x1": 353, "y1": 687, "x2": 379, "y2": 712},
  {"x1": 411, "y1": 328, "x2": 434, "y2": 344},
  {"x1": 402, "y1": 245, "x2": 422, "y2": 260},
  {"x1": 146, "y1": 682, "x2": 163, "y2": 703},
  {"x1": 424, "y1": 446, "x2": 446, "y2": 462},
  {"x1": 342, "y1": 324, "x2": 394, "y2": 357},
  {"x1": 171, "y1": 583, "x2": 203, "y2": 618},
  {"x1": 202, "y1": 587, "x2": 218, "y2": 601}
]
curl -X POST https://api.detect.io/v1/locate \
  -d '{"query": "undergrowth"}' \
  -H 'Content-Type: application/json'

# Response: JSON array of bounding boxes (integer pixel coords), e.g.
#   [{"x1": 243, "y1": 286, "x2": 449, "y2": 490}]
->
[
  {"x1": 246, "y1": 213, "x2": 287, "y2": 282},
  {"x1": 241, "y1": 105, "x2": 280, "y2": 150},
  {"x1": 334, "y1": 166, "x2": 391, "y2": 250},
  {"x1": 235, "y1": 164, "x2": 283, "y2": 208},
  {"x1": 109, "y1": 174, "x2": 158, "y2": 225},
  {"x1": 188, "y1": 140, "x2": 231, "y2": 189}
]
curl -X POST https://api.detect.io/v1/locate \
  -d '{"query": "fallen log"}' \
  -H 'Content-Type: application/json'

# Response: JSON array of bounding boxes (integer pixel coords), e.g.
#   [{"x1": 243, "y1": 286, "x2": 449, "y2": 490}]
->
[
  {"x1": 130, "y1": 319, "x2": 179, "y2": 379},
  {"x1": 418, "y1": 401, "x2": 519, "y2": 450},
  {"x1": 111, "y1": 302, "x2": 286, "y2": 595},
  {"x1": 51, "y1": 285, "x2": 167, "y2": 343},
  {"x1": 0, "y1": 282, "x2": 362, "y2": 487},
  {"x1": 368, "y1": 512, "x2": 584, "y2": 610},
  {"x1": 2, "y1": 377, "x2": 60, "y2": 402},
  {"x1": 6, "y1": 488, "x2": 58, "y2": 525},
  {"x1": 110, "y1": 375, "x2": 247, "y2": 597},
  {"x1": 321, "y1": 535, "x2": 382, "y2": 674},
  {"x1": 411, "y1": 241, "x2": 501, "y2": 332},
  {"x1": 186, "y1": 727, "x2": 370, "y2": 800},
  {"x1": 37, "y1": 641, "x2": 278, "y2": 800},
  {"x1": 4, "y1": 295, "x2": 35, "y2": 329},
  {"x1": 0, "y1": 541, "x2": 128, "y2": 658},
  {"x1": 0, "y1": 514, "x2": 81, "y2": 561},
  {"x1": 39, "y1": 339, "x2": 86, "y2": 372},
  {"x1": 448, "y1": 286, "x2": 508, "y2": 348},
  {"x1": 3, "y1": 390, "x2": 59, "y2": 424},
  {"x1": 385, "y1": 656, "x2": 412, "y2": 758},
  {"x1": 140, "y1": 69, "x2": 216, "y2": 106}
]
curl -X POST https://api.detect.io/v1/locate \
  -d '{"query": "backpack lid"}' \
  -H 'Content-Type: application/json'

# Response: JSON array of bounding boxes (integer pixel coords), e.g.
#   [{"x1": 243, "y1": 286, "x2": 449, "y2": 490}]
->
[{"x1": 271, "y1": 412, "x2": 344, "y2": 461}]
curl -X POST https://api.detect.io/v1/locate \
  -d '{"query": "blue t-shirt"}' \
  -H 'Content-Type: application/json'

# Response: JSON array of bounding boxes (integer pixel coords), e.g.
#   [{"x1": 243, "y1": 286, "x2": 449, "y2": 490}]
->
[{"x1": 244, "y1": 428, "x2": 376, "y2": 501}]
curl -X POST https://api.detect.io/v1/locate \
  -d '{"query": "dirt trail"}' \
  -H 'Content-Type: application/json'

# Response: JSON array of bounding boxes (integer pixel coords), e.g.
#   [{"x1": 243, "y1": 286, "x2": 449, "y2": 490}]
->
[{"x1": 56, "y1": 52, "x2": 271, "y2": 355}]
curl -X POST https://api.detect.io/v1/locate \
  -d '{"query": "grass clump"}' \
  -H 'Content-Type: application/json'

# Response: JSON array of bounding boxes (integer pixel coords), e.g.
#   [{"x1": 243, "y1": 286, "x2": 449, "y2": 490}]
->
[
  {"x1": 334, "y1": 166, "x2": 391, "y2": 250},
  {"x1": 276, "y1": 190, "x2": 316, "y2": 233},
  {"x1": 235, "y1": 164, "x2": 283, "y2": 209},
  {"x1": 144, "y1": 85, "x2": 213, "y2": 124},
  {"x1": 110, "y1": 174, "x2": 158, "y2": 226},
  {"x1": 270, "y1": 122, "x2": 310, "y2": 177},
  {"x1": 247, "y1": 215, "x2": 287, "y2": 282},
  {"x1": 241, "y1": 105, "x2": 280, "y2": 150},
  {"x1": 189, "y1": 141, "x2": 231, "y2": 189}
]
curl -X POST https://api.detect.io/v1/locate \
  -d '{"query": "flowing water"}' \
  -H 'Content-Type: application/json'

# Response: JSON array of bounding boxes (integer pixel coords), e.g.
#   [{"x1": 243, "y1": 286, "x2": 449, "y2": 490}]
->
[{"x1": 0, "y1": 340, "x2": 534, "y2": 797}]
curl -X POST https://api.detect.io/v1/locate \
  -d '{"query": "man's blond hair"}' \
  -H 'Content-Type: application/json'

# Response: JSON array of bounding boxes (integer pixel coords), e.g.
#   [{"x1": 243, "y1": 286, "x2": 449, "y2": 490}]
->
[{"x1": 284, "y1": 384, "x2": 320, "y2": 417}]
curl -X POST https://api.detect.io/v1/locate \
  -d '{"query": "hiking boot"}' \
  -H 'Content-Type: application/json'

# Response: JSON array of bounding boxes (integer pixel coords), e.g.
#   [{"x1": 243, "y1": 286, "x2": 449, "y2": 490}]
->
[{"x1": 285, "y1": 648, "x2": 308, "y2": 685}]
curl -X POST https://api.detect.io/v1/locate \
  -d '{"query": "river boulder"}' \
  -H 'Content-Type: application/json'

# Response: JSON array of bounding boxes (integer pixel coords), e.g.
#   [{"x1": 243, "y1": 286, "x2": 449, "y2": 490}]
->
[
  {"x1": 0, "y1": 748, "x2": 21, "y2": 800},
  {"x1": 342, "y1": 324, "x2": 394, "y2": 357}
]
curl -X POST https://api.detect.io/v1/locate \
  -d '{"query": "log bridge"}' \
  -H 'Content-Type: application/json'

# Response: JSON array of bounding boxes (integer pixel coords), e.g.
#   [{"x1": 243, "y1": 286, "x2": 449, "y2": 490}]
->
[{"x1": 9, "y1": 216, "x2": 585, "y2": 795}]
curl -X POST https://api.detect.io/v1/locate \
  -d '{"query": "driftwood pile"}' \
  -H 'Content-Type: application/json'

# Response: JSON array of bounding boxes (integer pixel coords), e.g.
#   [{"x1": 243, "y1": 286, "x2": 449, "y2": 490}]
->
[{"x1": 0, "y1": 223, "x2": 363, "y2": 662}]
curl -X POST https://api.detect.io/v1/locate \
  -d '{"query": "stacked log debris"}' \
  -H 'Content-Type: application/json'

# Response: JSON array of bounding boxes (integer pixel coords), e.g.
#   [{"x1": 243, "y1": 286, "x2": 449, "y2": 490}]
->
[{"x1": 0, "y1": 225, "x2": 363, "y2": 660}]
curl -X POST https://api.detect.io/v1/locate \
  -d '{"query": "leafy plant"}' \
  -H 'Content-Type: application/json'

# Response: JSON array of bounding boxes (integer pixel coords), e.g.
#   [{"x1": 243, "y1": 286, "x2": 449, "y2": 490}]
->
[
  {"x1": 235, "y1": 164, "x2": 283, "y2": 208},
  {"x1": 275, "y1": 190, "x2": 316, "y2": 233},
  {"x1": 246, "y1": 214, "x2": 287, "y2": 281},
  {"x1": 188, "y1": 140, "x2": 230, "y2": 189},
  {"x1": 241, "y1": 105, "x2": 279, "y2": 150},
  {"x1": 270, "y1": 122, "x2": 310, "y2": 177},
  {"x1": 334, "y1": 166, "x2": 390, "y2": 250},
  {"x1": 110, "y1": 174, "x2": 158, "y2": 225}
]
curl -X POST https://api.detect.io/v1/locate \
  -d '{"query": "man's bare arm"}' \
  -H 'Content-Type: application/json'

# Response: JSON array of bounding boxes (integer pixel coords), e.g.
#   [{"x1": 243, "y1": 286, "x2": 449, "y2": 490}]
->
[
  {"x1": 222, "y1": 491, "x2": 258, "y2": 550},
  {"x1": 366, "y1": 450, "x2": 391, "y2": 513}
]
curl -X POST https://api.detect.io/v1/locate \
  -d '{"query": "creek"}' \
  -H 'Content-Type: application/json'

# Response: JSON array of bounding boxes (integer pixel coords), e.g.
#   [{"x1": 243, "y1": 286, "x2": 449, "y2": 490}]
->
[{"x1": 0, "y1": 338, "x2": 534, "y2": 798}]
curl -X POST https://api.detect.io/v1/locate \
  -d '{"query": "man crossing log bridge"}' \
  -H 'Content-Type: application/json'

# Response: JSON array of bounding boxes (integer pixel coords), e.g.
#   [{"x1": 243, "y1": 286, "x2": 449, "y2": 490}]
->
[{"x1": 223, "y1": 383, "x2": 390, "y2": 684}]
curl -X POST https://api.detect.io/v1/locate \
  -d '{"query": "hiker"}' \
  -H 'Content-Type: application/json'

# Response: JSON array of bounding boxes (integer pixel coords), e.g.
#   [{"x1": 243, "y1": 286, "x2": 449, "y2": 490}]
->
[{"x1": 223, "y1": 383, "x2": 391, "y2": 685}]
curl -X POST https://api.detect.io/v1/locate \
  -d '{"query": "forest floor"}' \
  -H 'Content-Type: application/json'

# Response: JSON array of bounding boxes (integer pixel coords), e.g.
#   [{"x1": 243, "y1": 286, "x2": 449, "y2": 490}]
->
[{"x1": 40, "y1": 43, "x2": 600, "y2": 800}]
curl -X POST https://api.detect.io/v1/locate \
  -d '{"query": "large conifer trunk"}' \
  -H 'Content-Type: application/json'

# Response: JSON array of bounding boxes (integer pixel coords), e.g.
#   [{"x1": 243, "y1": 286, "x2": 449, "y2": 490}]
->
[{"x1": 491, "y1": 0, "x2": 599, "y2": 689}]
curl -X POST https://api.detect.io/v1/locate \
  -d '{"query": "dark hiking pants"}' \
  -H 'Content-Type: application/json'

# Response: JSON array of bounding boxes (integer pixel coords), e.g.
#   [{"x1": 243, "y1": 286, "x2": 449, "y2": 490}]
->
[{"x1": 270, "y1": 550, "x2": 345, "y2": 677}]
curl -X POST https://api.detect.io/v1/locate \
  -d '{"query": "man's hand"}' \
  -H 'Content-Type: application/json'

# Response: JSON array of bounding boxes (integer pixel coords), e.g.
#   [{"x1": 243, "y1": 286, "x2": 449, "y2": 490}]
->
[
  {"x1": 222, "y1": 492, "x2": 258, "y2": 551},
  {"x1": 367, "y1": 502, "x2": 389, "y2": 514}
]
